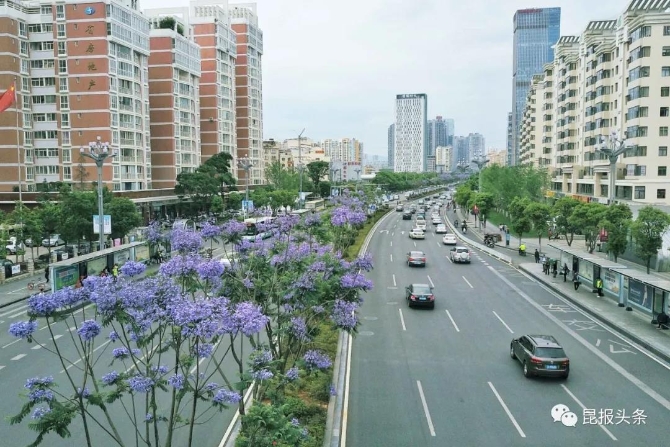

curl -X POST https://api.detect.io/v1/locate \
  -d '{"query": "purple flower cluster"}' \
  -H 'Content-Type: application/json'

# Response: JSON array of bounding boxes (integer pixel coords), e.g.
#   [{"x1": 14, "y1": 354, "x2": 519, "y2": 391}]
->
[
  {"x1": 9, "y1": 320, "x2": 38, "y2": 339},
  {"x1": 331, "y1": 300, "x2": 358, "y2": 331},
  {"x1": 127, "y1": 374, "x2": 154, "y2": 393},
  {"x1": 200, "y1": 222, "x2": 222, "y2": 239},
  {"x1": 303, "y1": 350, "x2": 332, "y2": 370},
  {"x1": 144, "y1": 221, "x2": 164, "y2": 244},
  {"x1": 77, "y1": 320, "x2": 102, "y2": 341},
  {"x1": 196, "y1": 259, "x2": 225, "y2": 280},
  {"x1": 251, "y1": 369, "x2": 273, "y2": 381},
  {"x1": 25, "y1": 376, "x2": 54, "y2": 390},
  {"x1": 340, "y1": 272, "x2": 374, "y2": 291},
  {"x1": 102, "y1": 371, "x2": 120, "y2": 385},
  {"x1": 171, "y1": 229, "x2": 203, "y2": 253},
  {"x1": 289, "y1": 317, "x2": 309, "y2": 341},
  {"x1": 213, "y1": 388, "x2": 242, "y2": 404},
  {"x1": 285, "y1": 367, "x2": 299, "y2": 381},
  {"x1": 119, "y1": 261, "x2": 146, "y2": 277},
  {"x1": 27, "y1": 286, "x2": 87, "y2": 317},
  {"x1": 221, "y1": 220, "x2": 247, "y2": 240},
  {"x1": 304, "y1": 212, "x2": 322, "y2": 227},
  {"x1": 168, "y1": 374, "x2": 185, "y2": 390}
]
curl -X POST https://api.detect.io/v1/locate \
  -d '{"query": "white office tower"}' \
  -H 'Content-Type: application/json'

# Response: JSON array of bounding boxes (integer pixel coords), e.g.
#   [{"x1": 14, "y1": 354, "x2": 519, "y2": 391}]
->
[{"x1": 393, "y1": 94, "x2": 428, "y2": 172}]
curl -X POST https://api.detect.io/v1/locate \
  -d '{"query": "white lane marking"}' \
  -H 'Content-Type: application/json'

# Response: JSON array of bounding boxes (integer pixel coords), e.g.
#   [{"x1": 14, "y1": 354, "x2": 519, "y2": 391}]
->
[
  {"x1": 340, "y1": 332, "x2": 354, "y2": 446},
  {"x1": 427, "y1": 275, "x2": 434, "y2": 287},
  {"x1": 392, "y1": 233, "x2": 394, "y2": 236},
  {"x1": 217, "y1": 384, "x2": 256, "y2": 447},
  {"x1": 398, "y1": 309, "x2": 407, "y2": 331},
  {"x1": 8, "y1": 310, "x2": 26, "y2": 319},
  {"x1": 416, "y1": 381, "x2": 436, "y2": 437},
  {"x1": 11, "y1": 354, "x2": 26, "y2": 361},
  {"x1": 53, "y1": 334, "x2": 62, "y2": 340},
  {"x1": 561, "y1": 384, "x2": 617, "y2": 441},
  {"x1": 2, "y1": 339, "x2": 21, "y2": 349},
  {"x1": 0, "y1": 366, "x2": 5, "y2": 371},
  {"x1": 60, "y1": 339, "x2": 112, "y2": 373},
  {"x1": 595, "y1": 339, "x2": 601, "y2": 347},
  {"x1": 69, "y1": 326, "x2": 77, "y2": 332},
  {"x1": 436, "y1": 242, "x2": 440, "y2": 248},
  {"x1": 414, "y1": 242, "x2": 417, "y2": 247},
  {"x1": 390, "y1": 241, "x2": 393, "y2": 247},
  {"x1": 492, "y1": 266, "x2": 670, "y2": 412},
  {"x1": 390, "y1": 254, "x2": 393, "y2": 262},
  {"x1": 447, "y1": 256, "x2": 453, "y2": 263},
  {"x1": 488, "y1": 382, "x2": 526, "y2": 438},
  {"x1": 392, "y1": 274, "x2": 397, "y2": 287},
  {"x1": 31, "y1": 344, "x2": 42, "y2": 350},
  {"x1": 445, "y1": 310, "x2": 460, "y2": 332},
  {"x1": 0, "y1": 304, "x2": 28, "y2": 317},
  {"x1": 462, "y1": 276, "x2": 473, "y2": 288},
  {"x1": 492, "y1": 311, "x2": 514, "y2": 334}
]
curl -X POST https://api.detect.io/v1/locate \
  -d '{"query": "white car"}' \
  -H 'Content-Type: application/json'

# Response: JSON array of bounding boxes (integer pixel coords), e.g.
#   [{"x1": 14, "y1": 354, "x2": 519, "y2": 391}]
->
[
  {"x1": 431, "y1": 217, "x2": 441, "y2": 225},
  {"x1": 415, "y1": 219, "x2": 426, "y2": 231},
  {"x1": 42, "y1": 234, "x2": 65, "y2": 247},
  {"x1": 409, "y1": 229, "x2": 425, "y2": 239},
  {"x1": 6, "y1": 237, "x2": 25, "y2": 254},
  {"x1": 450, "y1": 246, "x2": 471, "y2": 263},
  {"x1": 435, "y1": 224, "x2": 448, "y2": 234},
  {"x1": 442, "y1": 234, "x2": 457, "y2": 245}
]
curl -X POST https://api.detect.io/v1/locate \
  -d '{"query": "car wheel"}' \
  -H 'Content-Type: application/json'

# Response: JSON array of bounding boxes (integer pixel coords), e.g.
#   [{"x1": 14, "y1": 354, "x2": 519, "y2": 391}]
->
[
  {"x1": 510, "y1": 345, "x2": 516, "y2": 359},
  {"x1": 523, "y1": 362, "x2": 531, "y2": 378}
]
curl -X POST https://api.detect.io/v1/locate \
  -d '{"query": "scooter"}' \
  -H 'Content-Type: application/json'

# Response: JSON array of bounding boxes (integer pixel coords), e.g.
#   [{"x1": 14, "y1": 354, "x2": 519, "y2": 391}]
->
[
  {"x1": 518, "y1": 248, "x2": 527, "y2": 256},
  {"x1": 485, "y1": 239, "x2": 495, "y2": 248}
]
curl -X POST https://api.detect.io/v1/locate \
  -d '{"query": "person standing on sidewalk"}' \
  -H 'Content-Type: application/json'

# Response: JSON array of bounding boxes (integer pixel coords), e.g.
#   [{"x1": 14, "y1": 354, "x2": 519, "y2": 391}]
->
[
  {"x1": 595, "y1": 277, "x2": 604, "y2": 296},
  {"x1": 562, "y1": 263, "x2": 569, "y2": 282},
  {"x1": 573, "y1": 271, "x2": 581, "y2": 290},
  {"x1": 534, "y1": 249, "x2": 540, "y2": 263}
]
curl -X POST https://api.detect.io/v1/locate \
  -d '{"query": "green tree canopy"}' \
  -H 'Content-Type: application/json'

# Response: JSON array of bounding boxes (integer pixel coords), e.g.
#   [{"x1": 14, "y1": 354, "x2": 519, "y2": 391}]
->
[
  {"x1": 601, "y1": 203, "x2": 633, "y2": 262},
  {"x1": 526, "y1": 202, "x2": 552, "y2": 251},
  {"x1": 568, "y1": 202, "x2": 607, "y2": 253},
  {"x1": 306, "y1": 161, "x2": 329, "y2": 196},
  {"x1": 631, "y1": 206, "x2": 670, "y2": 273},
  {"x1": 552, "y1": 197, "x2": 581, "y2": 246}
]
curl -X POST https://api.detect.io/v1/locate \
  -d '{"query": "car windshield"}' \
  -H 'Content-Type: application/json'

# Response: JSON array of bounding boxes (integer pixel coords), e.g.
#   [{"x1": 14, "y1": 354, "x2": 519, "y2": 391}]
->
[
  {"x1": 534, "y1": 347, "x2": 566, "y2": 358},
  {"x1": 446, "y1": 234, "x2": 455, "y2": 237},
  {"x1": 409, "y1": 251, "x2": 424, "y2": 257},
  {"x1": 412, "y1": 285, "x2": 432, "y2": 295},
  {"x1": 456, "y1": 248, "x2": 468, "y2": 253}
]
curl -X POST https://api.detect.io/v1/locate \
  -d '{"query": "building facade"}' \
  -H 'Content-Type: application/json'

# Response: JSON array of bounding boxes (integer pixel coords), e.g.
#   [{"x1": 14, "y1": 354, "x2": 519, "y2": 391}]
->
[
  {"x1": 466, "y1": 132, "x2": 486, "y2": 162},
  {"x1": 387, "y1": 123, "x2": 394, "y2": 168},
  {"x1": 427, "y1": 116, "x2": 449, "y2": 157},
  {"x1": 519, "y1": 65, "x2": 555, "y2": 169},
  {"x1": 435, "y1": 145, "x2": 453, "y2": 173},
  {"x1": 488, "y1": 149, "x2": 508, "y2": 167},
  {"x1": 393, "y1": 93, "x2": 427, "y2": 172},
  {"x1": 147, "y1": 15, "x2": 201, "y2": 189},
  {"x1": 506, "y1": 112, "x2": 513, "y2": 165},
  {"x1": 322, "y1": 138, "x2": 362, "y2": 163},
  {"x1": 511, "y1": 7, "x2": 561, "y2": 166}
]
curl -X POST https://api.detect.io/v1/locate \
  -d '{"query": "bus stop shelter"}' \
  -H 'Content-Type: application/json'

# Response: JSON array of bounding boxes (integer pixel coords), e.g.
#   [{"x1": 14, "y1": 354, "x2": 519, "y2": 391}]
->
[{"x1": 47, "y1": 241, "x2": 149, "y2": 292}]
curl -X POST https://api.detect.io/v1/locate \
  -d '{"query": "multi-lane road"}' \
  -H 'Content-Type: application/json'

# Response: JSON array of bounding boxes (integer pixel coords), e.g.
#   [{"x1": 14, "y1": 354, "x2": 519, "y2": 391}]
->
[{"x1": 345, "y1": 202, "x2": 670, "y2": 446}]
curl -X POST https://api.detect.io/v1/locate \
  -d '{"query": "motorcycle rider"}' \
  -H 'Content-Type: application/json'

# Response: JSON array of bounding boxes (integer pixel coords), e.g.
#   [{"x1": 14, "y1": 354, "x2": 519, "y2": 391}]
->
[{"x1": 518, "y1": 243, "x2": 526, "y2": 256}]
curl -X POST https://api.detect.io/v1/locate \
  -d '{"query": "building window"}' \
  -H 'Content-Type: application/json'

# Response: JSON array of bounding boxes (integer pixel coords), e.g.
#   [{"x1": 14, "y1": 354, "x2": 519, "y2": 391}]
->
[
  {"x1": 663, "y1": 67, "x2": 670, "y2": 77},
  {"x1": 664, "y1": 47, "x2": 670, "y2": 57},
  {"x1": 663, "y1": 87, "x2": 670, "y2": 97},
  {"x1": 665, "y1": 26, "x2": 670, "y2": 36},
  {"x1": 659, "y1": 166, "x2": 667, "y2": 176},
  {"x1": 662, "y1": 107, "x2": 670, "y2": 117},
  {"x1": 661, "y1": 127, "x2": 669, "y2": 136},
  {"x1": 660, "y1": 146, "x2": 668, "y2": 156},
  {"x1": 57, "y1": 41, "x2": 66, "y2": 56},
  {"x1": 634, "y1": 186, "x2": 646, "y2": 199},
  {"x1": 63, "y1": 167, "x2": 71, "y2": 180},
  {"x1": 58, "y1": 60, "x2": 67, "y2": 74},
  {"x1": 57, "y1": 24, "x2": 65, "y2": 38},
  {"x1": 658, "y1": 189, "x2": 667, "y2": 199}
]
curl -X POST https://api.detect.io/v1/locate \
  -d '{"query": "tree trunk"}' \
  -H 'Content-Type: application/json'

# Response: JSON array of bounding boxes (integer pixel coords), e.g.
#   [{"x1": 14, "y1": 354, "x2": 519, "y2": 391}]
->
[
  {"x1": 647, "y1": 257, "x2": 651, "y2": 274},
  {"x1": 567, "y1": 233, "x2": 574, "y2": 247}
]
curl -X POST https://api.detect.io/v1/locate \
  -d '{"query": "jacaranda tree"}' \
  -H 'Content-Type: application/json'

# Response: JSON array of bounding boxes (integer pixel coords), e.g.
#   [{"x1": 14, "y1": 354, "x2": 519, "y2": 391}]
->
[{"x1": 7, "y1": 189, "x2": 373, "y2": 447}]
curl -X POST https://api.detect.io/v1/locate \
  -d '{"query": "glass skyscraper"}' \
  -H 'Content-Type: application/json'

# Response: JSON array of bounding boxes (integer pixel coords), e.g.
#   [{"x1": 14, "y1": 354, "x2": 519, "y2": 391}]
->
[{"x1": 511, "y1": 7, "x2": 560, "y2": 166}]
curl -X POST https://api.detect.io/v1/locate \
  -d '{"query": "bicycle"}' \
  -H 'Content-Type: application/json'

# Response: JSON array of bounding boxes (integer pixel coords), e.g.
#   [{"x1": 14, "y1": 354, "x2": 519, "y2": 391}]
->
[{"x1": 27, "y1": 282, "x2": 46, "y2": 292}]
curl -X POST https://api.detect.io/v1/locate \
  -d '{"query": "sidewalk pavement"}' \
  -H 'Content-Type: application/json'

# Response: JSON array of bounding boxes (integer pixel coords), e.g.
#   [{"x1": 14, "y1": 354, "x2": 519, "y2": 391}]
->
[{"x1": 519, "y1": 262, "x2": 670, "y2": 363}]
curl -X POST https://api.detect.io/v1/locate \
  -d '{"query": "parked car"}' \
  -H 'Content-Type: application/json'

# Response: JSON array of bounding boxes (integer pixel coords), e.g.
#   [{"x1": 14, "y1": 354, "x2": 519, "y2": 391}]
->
[
  {"x1": 406, "y1": 250, "x2": 426, "y2": 267},
  {"x1": 510, "y1": 334, "x2": 569, "y2": 379},
  {"x1": 450, "y1": 246, "x2": 471, "y2": 263},
  {"x1": 42, "y1": 234, "x2": 65, "y2": 247},
  {"x1": 6, "y1": 237, "x2": 25, "y2": 254},
  {"x1": 435, "y1": 224, "x2": 447, "y2": 234},
  {"x1": 409, "y1": 229, "x2": 425, "y2": 239},
  {"x1": 405, "y1": 283, "x2": 435, "y2": 309},
  {"x1": 442, "y1": 234, "x2": 457, "y2": 245}
]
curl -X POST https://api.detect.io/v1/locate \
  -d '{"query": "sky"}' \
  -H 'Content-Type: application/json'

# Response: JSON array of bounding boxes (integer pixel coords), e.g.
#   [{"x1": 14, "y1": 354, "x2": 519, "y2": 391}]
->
[{"x1": 141, "y1": 0, "x2": 631, "y2": 156}]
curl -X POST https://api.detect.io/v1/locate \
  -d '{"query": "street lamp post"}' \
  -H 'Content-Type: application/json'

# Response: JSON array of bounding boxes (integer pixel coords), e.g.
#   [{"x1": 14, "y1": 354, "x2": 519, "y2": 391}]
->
[
  {"x1": 80, "y1": 136, "x2": 116, "y2": 251},
  {"x1": 297, "y1": 128, "x2": 305, "y2": 209},
  {"x1": 595, "y1": 130, "x2": 630, "y2": 205},
  {"x1": 238, "y1": 157, "x2": 254, "y2": 217},
  {"x1": 471, "y1": 156, "x2": 489, "y2": 192}
]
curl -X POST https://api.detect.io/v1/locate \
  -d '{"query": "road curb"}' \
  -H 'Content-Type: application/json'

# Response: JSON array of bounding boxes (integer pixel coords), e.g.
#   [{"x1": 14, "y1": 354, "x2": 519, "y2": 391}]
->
[{"x1": 519, "y1": 265, "x2": 670, "y2": 364}]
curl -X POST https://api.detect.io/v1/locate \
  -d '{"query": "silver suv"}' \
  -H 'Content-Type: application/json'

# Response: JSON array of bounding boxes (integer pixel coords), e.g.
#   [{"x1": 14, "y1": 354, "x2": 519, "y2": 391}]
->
[{"x1": 450, "y1": 246, "x2": 471, "y2": 264}]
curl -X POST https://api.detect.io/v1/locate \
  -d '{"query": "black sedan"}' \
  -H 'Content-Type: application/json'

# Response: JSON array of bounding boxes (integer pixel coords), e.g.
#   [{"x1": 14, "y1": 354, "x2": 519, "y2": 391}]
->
[
  {"x1": 510, "y1": 334, "x2": 569, "y2": 379},
  {"x1": 402, "y1": 212, "x2": 412, "y2": 220},
  {"x1": 405, "y1": 283, "x2": 435, "y2": 309}
]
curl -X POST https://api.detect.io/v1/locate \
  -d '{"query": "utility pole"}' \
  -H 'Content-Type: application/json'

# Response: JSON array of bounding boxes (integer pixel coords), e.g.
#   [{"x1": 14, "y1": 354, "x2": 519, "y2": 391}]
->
[
  {"x1": 238, "y1": 157, "x2": 254, "y2": 217},
  {"x1": 470, "y1": 156, "x2": 489, "y2": 192},
  {"x1": 595, "y1": 130, "x2": 630, "y2": 205},
  {"x1": 297, "y1": 128, "x2": 305, "y2": 209}
]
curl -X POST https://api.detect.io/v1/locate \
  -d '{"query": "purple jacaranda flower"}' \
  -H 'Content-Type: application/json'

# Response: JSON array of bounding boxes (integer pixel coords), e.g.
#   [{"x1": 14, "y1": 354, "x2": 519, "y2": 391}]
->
[
  {"x1": 347, "y1": 209, "x2": 367, "y2": 226},
  {"x1": 25, "y1": 377, "x2": 54, "y2": 390},
  {"x1": 200, "y1": 222, "x2": 222, "y2": 239},
  {"x1": 291, "y1": 418, "x2": 300, "y2": 426},
  {"x1": 303, "y1": 350, "x2": 332, "y2": 370},
  {"x1": 196, "y1": 259, "x2": 225, "y2": 280},
  {"x1": 205, "y1": 382, "x2": 219, "y2": 392},
  {"x1": 331, "y1": 299, "x2": 358, "y2": 331},
  {"x1": 292, "y1": 273, "x2": 316, "y2": 291},
  {"x1": 28, "y1": 389, "x2": 54, "y2": 402},
  {"x1": 311, "y1": 305, "x2": 325, "y2": 314},
  {"x1": 275, "y1": 214, "x2": 300, "y2": 233},
  {"x1": 231, "y1": 302, "x2": 269, "y2": 336},
  {"x1": 171, "y1": 229, "x2": 203, "y2": 253},
  {"x1": 101, "y1": 371, "x2": 120, "y2": 385},
  {"x1": 221, "y1": 220, "x2": 247, "y2": 240},
  {"x1": 9, "y1": 320, "x2": 38, "y2": 339},
  {"x1": 151, "y1": 365, "x2": 169, "y2": 375},
  {"x1": 251, "y1": 369, "x2": 273, "y2": 381},
  {"x1": 144, "y1": 221, "x2": 164, "y2": 244},
  {"x1": 304, "y1": 212, "x2": 322, "y2": 227},
  {"x1": 159, "y1": 253, "x2": 202, "y2": 277},
  {"x1": 242, "y1": 276, "x2": 254, "y2": 289},
  {"x1": 289, "y1": 317, "x2": 309, "y2": 341},
  {"x1": 168, "y1": 374, "x2": 185, "y2": 390},
  {"x1": 340, "y1": 272, "x2": 373, "y2": 291},
  {"x1": 285, "y1": 367, "x2": 299, "y2": 381},
  {"x1": 108, "y1": 330, "x2": 119, "y2": 342},
  {"x1": 77, "y1": 387, "x2": 91, "y2": 398},
  {"x1": 31, "y1": 406, "x2": 51, "y2": 419},
  {"x1": 330, "y1": 206, "x2": 351, "y2": 227},
  {"x1": 213, "y1": 388, "x2": 242, "y2": 404},
  {"x1": 194, "y1": 343, "x2": 214, "y2": 358},
  {"x1": 330, "y1": 384, "x2": 337, "y2": 396},
  {"x1": 120, "y1": 261, "x2": 146, "y2": 277},
  {"x1": 112, "y1": 347, "x2": 130, "y2": 359},
  {"x1": 351, "y1": 252, "x2": 374, "y2": 272},
  {"x1": 145, "y1": 413, "x2": 153, "y2": 422},
  {"x1": 77, "y1": 320, "x2": 102, "y2": 341},
  {"x1": 127, "y1": 375, "x2": 154, "y2": 393},
  {"x1": 250, "y1": 349, "x2": 272, "y2": 367}
]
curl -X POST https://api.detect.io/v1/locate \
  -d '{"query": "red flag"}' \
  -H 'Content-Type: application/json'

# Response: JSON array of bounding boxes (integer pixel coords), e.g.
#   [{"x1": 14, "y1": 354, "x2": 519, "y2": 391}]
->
[{"x1": 0, "y1": 84, "x2": 16, "y2": 113}]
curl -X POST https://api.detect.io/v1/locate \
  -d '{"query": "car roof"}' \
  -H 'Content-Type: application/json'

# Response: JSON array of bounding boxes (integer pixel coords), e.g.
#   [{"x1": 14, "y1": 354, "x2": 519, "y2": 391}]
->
[{"x1": 527, "y1": 335, "x2": 561, "y2": 347}]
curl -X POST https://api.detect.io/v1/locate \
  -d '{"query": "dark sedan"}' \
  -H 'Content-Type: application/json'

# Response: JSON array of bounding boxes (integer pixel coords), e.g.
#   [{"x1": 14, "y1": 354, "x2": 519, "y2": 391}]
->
[
  {"x1": 406, "y1": 251, "x2": 426, "y2": 267},
  {"x1": 510, "y1": 334, "x2": 569, "y2": 379},
  {"x1": 405, "y1": 283, "x2": 435, "y2": 309},
  {"x1": 402, "y1": 212, "x2": 412, "y2": 220}
]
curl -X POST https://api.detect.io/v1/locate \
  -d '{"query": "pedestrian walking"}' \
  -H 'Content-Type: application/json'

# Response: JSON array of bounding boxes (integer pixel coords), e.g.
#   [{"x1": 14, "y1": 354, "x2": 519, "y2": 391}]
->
[
  {"x1": 112, "y1": 263, "x2": 119, "y2": 280},
  {"x1": 595, "y1": 277, "x2": 604, "y2": 297},
  {"x1": 562, "y1": 263, "x2": 569, "y2": 282},
  {"x1": 44, "y1": 265, "x2": 49, "y2": 283},
  {"x1": 534, "y1": 249, "x2": 540, "y2": 263},
  {"x1": 573, "y1": 271, "x2": 581, "y2": 290}
]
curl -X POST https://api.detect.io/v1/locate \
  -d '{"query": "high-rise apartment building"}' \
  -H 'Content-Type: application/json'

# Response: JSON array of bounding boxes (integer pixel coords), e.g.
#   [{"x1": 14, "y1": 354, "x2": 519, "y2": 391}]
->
[
  {"x1": 387, "y1": 123, "x2": 394, "y2": 168},
  {"x1": 147, "y1": 16, "x2": 201, "y2": 189},
  {"x1": 452, "y1": 136, "x2": 468, "y2": 169},
  {"x1": 435, "y1": 145, "x2": 453, "y2": 173},
  {"x1": 322, "y1": 138, "x2": 362, "y2": 163},
  {"x1": 393, "y1": 93, "x2": 427, "y2": 172},
  {"x1": 230, "y1": 4, "x2": 264, "y2": 185},
  {"x1": 519, "y1": 65, "x2": 554, "y2": 168},
  {"x1": 427, "y1": 116, "x2": 449, "y2": 157},
  {"x1": 506, "y1": 112, "x2": 513, "y2": 165},
  {"x1": 0, "y1": 0, "x2": 153, "y2": 192},
  {"x1": 511, "y1": 7, "x2": 560, "y2": 166},
  {"x1": 466, "y1": 132, "x2": 486, "y2": 162},
  {"x1": 445, "y1": 118, "x2": 455, "y2": 145},
  {"x1": 519, "y1": 0, "x2": 670, "y2": 204}
]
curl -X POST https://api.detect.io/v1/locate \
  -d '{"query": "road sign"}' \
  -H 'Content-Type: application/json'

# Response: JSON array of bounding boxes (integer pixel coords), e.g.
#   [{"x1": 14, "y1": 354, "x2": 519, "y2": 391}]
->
[{"x1": 93, "y1": 215, "x2": 111, "y2": 234}]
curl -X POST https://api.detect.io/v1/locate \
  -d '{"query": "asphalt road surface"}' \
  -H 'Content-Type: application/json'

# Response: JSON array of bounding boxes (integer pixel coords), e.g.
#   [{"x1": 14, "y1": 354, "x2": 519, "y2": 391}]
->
[{"x1": 345, "y1": 205, "x2": 670, "y2": 447}]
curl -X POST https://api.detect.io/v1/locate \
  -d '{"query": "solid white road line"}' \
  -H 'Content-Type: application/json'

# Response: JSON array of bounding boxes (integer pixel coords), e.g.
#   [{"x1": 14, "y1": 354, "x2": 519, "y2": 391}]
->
[
  {"x1": 492, "y1": 311, "x2": 514, "y2": 334},
  {"x1": 398, "y1": 309, "x2": 407, "y2": 331},
  {"x1": 416, "y1": 381, "x2": 436, "y2": 437},
  {"x1": 462, "y1": 276, "x2": 473, "y2": 288},
  {"x1": 427, "y1": 275, "x2": 434, "y2": 287},
  {"x1": 392, "y1": 274, "x2": 397, "y2": 287},
  {"x1": 445, "y1": 310, "x2": 460, "y2": 332},
  {"x1": 340, "y1": 332, "x2": 354, "y2": 446},
  {"x1": 2, "y1": 339, "x2": 20, "y2": 349},
  {"x1": 11, "y1": 354, "x2": 26, "y2": 361},
  {"x1": 217, "y1": 383, "x2": 256, "y2": 447},
  {"x1": 8, "y1": 310, "x2": 26, "y2": 319},
  {"x1": 488, "y1": 382, "x2": 526, "y2": 438},
  {"x1": 0, "y1": 304, "x2": 28, "y2": 317},
  {"x1": 492, "y1": 266, "x2": 670, "y2": 412},
  {"x1": 561, "y1": 384, "x2": 617, "y2": 441}
]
